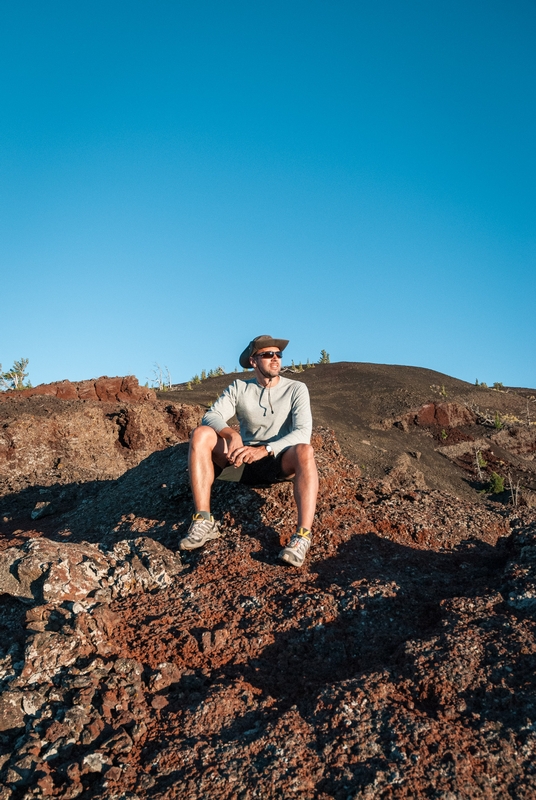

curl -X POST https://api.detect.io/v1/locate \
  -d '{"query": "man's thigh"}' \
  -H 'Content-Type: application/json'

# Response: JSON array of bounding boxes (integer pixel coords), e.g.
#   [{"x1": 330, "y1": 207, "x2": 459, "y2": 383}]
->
[
  {"x1": 211, "y1": 435, "x2": 230, "y2": 469},
  {"x1": 279, "y1": 446, "x2": 297, "y2": 479},
  {"x1": 190, "y1": 426, "x2": 229, "y2": 469}
]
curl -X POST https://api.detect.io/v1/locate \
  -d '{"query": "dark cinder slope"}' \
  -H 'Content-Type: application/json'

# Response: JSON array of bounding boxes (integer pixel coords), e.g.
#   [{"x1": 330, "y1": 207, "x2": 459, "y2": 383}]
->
[{"x1": 161, "y1": 362, "x2": 536, "y2": 501}]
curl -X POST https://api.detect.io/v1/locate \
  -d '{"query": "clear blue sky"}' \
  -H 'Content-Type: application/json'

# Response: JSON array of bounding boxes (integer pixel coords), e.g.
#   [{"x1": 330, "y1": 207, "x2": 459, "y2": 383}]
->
[{"x1": 1, "y1": 0, "x2": 535, "y2": 388}]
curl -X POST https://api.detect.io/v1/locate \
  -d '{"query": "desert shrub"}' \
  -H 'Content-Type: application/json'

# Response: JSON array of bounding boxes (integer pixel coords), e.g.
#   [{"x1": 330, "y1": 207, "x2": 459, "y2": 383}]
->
[
  {"x1": 494, "y1": 412, "x2": 503, "y2": 430},
  {"x1": 488, "y1": 472, "x2": 505, "y2": 494},
  {"x1": 318, "y1": 349, "x2": 330, "y2": 364}
]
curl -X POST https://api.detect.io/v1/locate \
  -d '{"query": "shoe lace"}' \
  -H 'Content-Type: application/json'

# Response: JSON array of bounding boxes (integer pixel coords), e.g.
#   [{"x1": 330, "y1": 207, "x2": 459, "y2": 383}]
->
[
  {"x1": 288, "y1": 533, "x2": 310, "y2": 556},
  {"x1": 188, "y1": 517, "x2": 214, "y2": 541}
]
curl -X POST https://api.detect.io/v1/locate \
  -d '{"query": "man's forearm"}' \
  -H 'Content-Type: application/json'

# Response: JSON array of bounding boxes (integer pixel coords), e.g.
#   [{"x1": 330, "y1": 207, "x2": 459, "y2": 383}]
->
[{"x1": 218, "y1": 426, "x2": 242, "y2": 443}]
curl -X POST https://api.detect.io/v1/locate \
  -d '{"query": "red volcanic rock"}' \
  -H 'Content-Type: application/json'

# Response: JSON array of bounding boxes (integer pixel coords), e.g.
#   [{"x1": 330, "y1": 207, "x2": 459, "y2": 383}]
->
[
  {"x1": 416, "y1": 402, "x2": 437, "y2": 426},
  {"x1": 390, "y1": 402, "x2": 477, "y2": 431},
  {"x1": 76, "y1": 382, "x2": 99, "y2": 401},
  {"x1": 55, "y1": 381, "x2": 79, "y2": 400},
  {"x1": 1, "y1": 399, "x2": 536, "y2": 799},
  {"x1": 0, "y1": 376, "x2": 156, "y2": 404},
  {"x1": 94, "y1": 377, "x2": 124, "y2": 402},
  {"x1": 434, "y1": 401, "x2": 476, "y2": 428},
  {"x1": 0, "y1": 399, "x2": 204, "y2": 493}
]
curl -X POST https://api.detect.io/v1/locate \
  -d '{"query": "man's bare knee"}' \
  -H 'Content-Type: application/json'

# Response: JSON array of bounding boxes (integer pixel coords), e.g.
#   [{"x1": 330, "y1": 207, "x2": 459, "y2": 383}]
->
[
  {"x1": 295, "y1": 443, "x2": 315, "y2": 460},
  {"x1": 293, "y1": 443, "x2": 316, "y2": 469},
  {"x1": 190, "y1": 425, "x2": 218, "y2": 450},
  {"x1": 281, "y1": 443, "x2": 316, "y2": 476}
]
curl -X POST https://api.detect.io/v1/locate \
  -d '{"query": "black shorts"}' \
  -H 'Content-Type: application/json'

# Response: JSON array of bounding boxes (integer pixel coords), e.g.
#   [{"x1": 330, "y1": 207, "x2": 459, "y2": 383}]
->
[{"x1": 215, "y1": 449, "x2": 289, "y2": 487}]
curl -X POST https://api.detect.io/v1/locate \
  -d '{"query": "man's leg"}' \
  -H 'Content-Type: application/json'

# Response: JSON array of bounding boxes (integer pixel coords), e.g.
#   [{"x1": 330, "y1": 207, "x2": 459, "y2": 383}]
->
[
  {"x1": 188, "y1": 425, "x2": 229, "y2": 514},
  {"x1": 280, "y1": 444, "x2": 318, "y2": 530},
  {"x1": 180, "y1": 426, "x2": 229, "y2": 551},
  {"x1": 278, "y1": 444, "x2": 318, "y2": 567}
]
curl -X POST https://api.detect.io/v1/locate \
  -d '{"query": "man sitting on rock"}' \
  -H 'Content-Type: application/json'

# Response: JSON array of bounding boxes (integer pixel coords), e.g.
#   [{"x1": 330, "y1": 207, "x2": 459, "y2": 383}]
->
[{"x1": 179, "y1": 335, "x2": 319, "y2": 567}]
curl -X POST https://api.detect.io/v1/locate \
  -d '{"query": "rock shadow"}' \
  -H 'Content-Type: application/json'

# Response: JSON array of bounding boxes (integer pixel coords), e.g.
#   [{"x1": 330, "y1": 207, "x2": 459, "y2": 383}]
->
[
  {"x1": 220, "y1": 532, "x2": 520, "y2": 726},
  {"x1": 0, "y1": 444, "x2": 276, "y2": 555}
]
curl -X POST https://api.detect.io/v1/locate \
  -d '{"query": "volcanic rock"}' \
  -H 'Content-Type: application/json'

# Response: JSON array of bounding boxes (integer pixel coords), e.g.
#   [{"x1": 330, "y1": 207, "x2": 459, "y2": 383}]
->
[
  {"x1": 0, "y1": 397, "x2": 204, "y2": 494},
  {"x1": 0, "y1": 376, "x2": 155, "y2": 404},
  {"x1": 1, "y1": 364, "x2": 536, "y2": 798}
]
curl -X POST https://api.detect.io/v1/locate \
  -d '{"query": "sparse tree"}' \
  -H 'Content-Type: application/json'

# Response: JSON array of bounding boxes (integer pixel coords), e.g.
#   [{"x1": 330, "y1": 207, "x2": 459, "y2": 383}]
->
[
  {"x1": 1, "y1": 357, "x2": 30, "y2": 390},
  {"x1": 318, "y1": 350, "x2": 330, "y2": 364},
  {"x1": 150, "y1": 363, "x2": 171, "y2": 391}
]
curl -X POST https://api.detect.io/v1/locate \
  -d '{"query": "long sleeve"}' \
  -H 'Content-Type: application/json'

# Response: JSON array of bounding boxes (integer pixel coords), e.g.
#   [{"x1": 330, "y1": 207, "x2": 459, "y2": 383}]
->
[
  {"x1": 268, "y1": 382, "x2": 312, "y2": 456},
  {"x1": 202, "y1": 381, "x2": 239, "y2": 432}
]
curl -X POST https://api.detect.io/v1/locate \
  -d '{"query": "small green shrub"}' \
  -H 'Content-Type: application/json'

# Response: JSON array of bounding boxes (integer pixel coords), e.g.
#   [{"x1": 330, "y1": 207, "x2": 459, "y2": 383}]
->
[
  {"x1": 318, "y1": 350, "x2": 330, "y2": 364},
  {"x1": 488, "y1": 472, "x2": 505, "y2": 494},
  {"x1": 477, "y1": 452, "x2": 487, "y2": 468},
  {"x1": 494, "y1": 412, "x2": 503, "y2": 431},
  {"x1": 441, "y1": 429, "x2": 448, "y2": 440},
  {"x1": 493, "y1": 382, "x2": 504, "y2": 390}
]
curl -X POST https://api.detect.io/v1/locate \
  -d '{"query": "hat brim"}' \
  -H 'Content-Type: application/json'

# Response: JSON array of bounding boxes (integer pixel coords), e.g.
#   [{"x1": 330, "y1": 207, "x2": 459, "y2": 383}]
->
[{"x1": 239, "y1": 337, "x2": 289, "y2": 369}]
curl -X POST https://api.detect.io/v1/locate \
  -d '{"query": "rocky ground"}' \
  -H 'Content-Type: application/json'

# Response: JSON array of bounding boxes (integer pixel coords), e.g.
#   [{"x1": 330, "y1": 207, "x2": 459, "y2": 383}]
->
[{"x1": 1, "y1": 368, "x2": 536, "y2": 798}]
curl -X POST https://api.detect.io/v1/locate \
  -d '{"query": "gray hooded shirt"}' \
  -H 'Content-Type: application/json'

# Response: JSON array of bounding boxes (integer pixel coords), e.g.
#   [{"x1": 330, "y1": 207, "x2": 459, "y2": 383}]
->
[{"x1": 202, "y1": 376, "x2": 312, "y2": 457}]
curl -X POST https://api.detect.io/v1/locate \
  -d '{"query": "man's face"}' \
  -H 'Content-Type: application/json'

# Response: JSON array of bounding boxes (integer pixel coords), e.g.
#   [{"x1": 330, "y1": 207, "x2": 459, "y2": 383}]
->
[{"x1": 251, "y1": 346, "x2": 283, "y2": 379}]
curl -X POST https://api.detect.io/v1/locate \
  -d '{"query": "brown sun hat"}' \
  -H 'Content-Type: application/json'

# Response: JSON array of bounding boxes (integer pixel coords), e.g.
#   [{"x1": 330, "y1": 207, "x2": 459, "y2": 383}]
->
[{"x1": 239, "y1": 335, "x2": 289, "y2": 369}]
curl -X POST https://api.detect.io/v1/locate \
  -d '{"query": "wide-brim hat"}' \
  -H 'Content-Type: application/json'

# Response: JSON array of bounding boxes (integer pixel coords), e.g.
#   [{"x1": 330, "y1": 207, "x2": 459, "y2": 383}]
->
[{"x1": 239, "y1": 335, "x2": 289, "y2": 369}]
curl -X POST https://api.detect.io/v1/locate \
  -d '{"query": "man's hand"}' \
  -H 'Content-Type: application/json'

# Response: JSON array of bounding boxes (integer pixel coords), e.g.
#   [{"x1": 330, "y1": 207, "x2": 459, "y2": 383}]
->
[
  {"x1": 228, "y1": 445, "x2": 268, "y2": 467},
  {"x1": 219, "y1": 428, "x2": 245, "y2": 465}
]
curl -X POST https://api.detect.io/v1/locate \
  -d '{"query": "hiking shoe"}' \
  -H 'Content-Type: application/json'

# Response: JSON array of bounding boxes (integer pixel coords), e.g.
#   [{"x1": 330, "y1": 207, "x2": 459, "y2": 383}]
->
[
  {"x1": 179, "y1": 513, "x2": 222, "y2": 551},
  {"x1": 279, "y1": 528, "x2": 311, "y2": 567}
]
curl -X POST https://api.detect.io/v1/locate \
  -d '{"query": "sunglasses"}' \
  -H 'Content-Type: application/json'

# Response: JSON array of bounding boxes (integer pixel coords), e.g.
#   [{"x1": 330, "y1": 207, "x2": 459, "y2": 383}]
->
[{"x1": 255, "y1": 351, "x2": 283, "y2": 359}]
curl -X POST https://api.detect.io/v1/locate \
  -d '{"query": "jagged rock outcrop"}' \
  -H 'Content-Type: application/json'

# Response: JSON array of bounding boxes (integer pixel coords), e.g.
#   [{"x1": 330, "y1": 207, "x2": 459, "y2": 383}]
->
[
  {"x1": 0, "y1": 376, "x2": 155, "y2": 404},
  {"x1": 378, "y1": 401, "x2": 477, "y2": 432},
  {"x1": 0, "y1": 399, "x2": 204, "y2": 494}
]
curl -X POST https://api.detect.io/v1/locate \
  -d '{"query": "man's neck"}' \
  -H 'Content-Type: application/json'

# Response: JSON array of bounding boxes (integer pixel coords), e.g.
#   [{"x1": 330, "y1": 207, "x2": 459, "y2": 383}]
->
[{"x1": 254, "y1": 372, "x2": 281, "y2": 388}]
